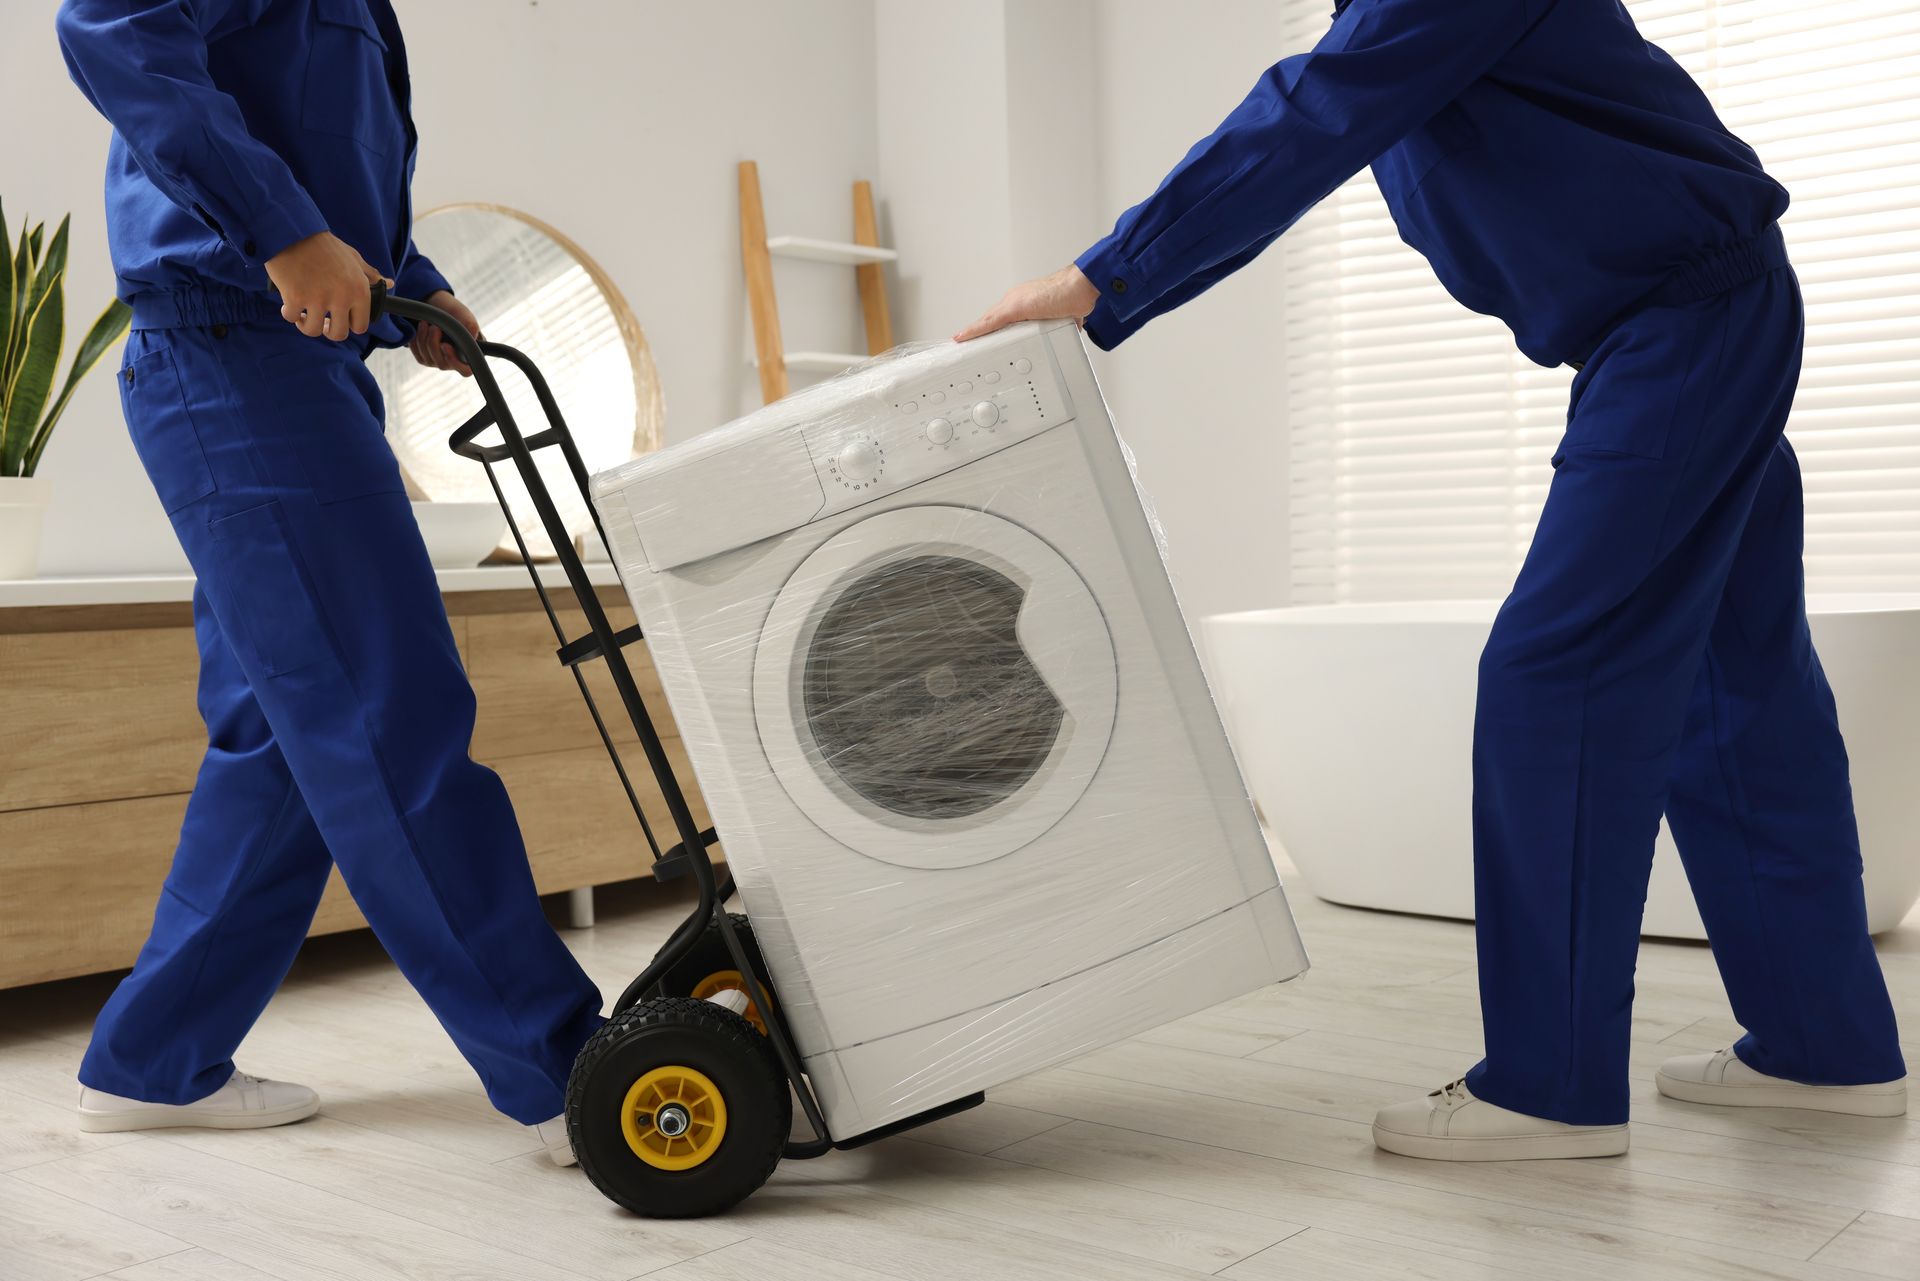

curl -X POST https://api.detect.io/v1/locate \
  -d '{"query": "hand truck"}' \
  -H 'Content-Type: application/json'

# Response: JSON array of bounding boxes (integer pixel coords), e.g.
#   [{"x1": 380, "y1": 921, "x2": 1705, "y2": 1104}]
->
[{"x1": 369, "y1": 286, "x2": 983, "y2": 1218}]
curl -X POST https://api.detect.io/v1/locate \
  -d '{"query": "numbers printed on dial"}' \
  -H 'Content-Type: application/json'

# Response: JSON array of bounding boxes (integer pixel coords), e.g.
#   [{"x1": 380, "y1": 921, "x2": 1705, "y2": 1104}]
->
[{"x1": 831, "y1": 434, "x2": 885, "y2": 489}]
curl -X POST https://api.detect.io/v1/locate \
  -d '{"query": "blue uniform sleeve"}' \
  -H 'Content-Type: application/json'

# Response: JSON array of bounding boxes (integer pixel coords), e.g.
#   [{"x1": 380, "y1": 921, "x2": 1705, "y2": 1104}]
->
[
  {"x1": 56, "y1": 0, "x2": 330, "y2": 268},
  {"x1": 394, "y1": 244, "x2": 452, "y2": 303},
  {"x1": 1081, "y1": 234, "x2": 1282, "y2": 352},
  {"x1": 1077, "y1": 0, "x2": 1544, "y2": 348}
]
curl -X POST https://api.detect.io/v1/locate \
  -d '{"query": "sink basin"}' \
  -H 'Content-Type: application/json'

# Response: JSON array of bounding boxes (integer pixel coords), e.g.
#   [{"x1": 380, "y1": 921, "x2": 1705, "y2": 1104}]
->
[{"x1": 410, "y1": 501, "x2": 506, "y2": 570}]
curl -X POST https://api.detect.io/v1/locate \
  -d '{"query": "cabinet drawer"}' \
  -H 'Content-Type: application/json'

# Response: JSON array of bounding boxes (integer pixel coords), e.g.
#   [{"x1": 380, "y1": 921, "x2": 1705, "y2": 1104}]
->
[{"x1": 0, "y1": 627, "x2": 205, "y2": 812}]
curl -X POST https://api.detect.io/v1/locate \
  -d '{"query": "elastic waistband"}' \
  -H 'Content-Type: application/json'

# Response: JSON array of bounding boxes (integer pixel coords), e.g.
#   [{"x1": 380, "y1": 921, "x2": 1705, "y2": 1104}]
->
[
  {"x1": 1568, "y1": 224, "x2": 1789, "y2": 369},
  {"x1": 128, "y1": 285, "x2": 286, "y2": 330},
  {"x1": 1646, "y1": 223, "x2": 1789, "y2": 310}
]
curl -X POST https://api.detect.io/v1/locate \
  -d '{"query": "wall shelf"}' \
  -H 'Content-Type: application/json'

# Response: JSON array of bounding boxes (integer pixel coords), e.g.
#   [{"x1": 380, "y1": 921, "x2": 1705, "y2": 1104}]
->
[
  {"x1": 766, "y1": 235, "x2": 898, "y2": 266},
  {"x1": 751, "y1": 351, "x2": 870, "y2": 374},
  {"x1": 740, "y1": 165, "x2": 895, "y2": 402}
]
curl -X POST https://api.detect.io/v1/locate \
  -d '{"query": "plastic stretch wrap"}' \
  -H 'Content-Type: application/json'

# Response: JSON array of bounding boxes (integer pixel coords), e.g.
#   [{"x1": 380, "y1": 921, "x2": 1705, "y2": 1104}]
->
[{"x1": 590, "y1": 320, "x2": 1308, "y2": 1140}]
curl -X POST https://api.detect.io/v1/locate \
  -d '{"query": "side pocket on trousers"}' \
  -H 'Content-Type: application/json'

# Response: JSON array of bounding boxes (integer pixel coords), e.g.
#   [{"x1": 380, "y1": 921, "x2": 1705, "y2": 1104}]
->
[
  {"x1": 1555, "y1": 301, "x2": 1723, "y2": 464},
  {"x1": 206, "y1": 502, "x2": 334, "y2": 678},
  {"x1": 120, "y1": 345, "x2": 218, "y2": 514},
  {"x1": 1724, "y1": 438, "x2": 1808, "y2": 652},
  {"x1": 254, "y1": 346, "x2": 407, "y2": 505}
]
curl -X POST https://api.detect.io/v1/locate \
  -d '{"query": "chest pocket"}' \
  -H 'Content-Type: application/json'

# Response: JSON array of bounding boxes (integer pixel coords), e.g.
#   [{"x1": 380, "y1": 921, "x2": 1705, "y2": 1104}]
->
[
  {"x1": 1376, "y1": 102, "x2": 1481, "y2": 197},
  {"x1": 302, "y1": 0, "x2": 403, "y2": 158}
]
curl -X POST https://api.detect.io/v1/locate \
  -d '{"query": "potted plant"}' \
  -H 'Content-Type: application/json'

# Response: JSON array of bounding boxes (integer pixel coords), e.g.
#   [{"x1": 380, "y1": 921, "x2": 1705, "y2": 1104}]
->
[{"x1": 1, "y1": 200, "x2": 132, "y2": 579}]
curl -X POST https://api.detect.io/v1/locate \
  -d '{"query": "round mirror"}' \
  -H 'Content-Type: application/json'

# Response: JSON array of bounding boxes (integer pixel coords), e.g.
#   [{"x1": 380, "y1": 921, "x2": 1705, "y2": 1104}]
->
[{"x1": 371, "y1": 203, "x2": 663, "y2": 558}]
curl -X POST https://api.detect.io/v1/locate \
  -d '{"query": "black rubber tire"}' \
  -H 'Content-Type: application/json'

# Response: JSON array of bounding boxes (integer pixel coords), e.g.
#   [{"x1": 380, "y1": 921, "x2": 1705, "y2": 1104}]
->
[
  {"x1": 648, "y1": 914, "x2": 776, "y2": 1032},
  {"x1": 567, "y1": 996, "x2": 789, "y2": 1218}
]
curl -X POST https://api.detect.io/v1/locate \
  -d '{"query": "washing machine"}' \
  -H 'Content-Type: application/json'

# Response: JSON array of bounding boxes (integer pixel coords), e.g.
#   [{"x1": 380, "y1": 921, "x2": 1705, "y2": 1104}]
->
[{"x1": 590, "y1": 320, "x2": 1308, "y2": 1139}]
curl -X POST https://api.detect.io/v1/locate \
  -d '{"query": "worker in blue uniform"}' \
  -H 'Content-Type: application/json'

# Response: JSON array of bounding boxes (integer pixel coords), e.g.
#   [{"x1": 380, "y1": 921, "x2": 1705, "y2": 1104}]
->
[
  {"x1": 56, "y1": 0, "x2": 601, "y2": 1166},
  {"x1": 962, "y1": 0, "x2": 1907, "y2": 1158}
]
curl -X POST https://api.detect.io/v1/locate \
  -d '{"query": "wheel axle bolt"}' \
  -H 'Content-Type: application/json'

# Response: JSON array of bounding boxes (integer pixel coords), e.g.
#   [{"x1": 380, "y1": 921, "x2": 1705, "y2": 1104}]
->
[{"x1": 655, "y1": 1104, "x2": 692, "y2": 1138}]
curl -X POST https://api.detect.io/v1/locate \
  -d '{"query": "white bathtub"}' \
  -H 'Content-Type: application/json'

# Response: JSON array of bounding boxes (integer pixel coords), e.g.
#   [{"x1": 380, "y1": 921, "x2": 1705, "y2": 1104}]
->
[{"x1": 1204, "y1": 595, "x2": 1920, "y2": 939}]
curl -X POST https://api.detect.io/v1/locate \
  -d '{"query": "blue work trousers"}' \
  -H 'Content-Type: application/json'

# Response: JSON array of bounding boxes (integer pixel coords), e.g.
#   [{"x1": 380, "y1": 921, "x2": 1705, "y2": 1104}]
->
[
  {"x1": 1466, "y1": 267, "x2": 1904, "y2": 1125},
  {"x1": 79, "y1": 320, "x2": 603, "y2": 1125}
]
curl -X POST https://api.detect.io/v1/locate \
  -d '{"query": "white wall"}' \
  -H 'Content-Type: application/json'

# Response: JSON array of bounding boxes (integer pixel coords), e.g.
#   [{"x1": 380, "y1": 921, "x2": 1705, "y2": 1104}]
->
[
  {"x1": 1004, "y1": 1, "x2": 1100, "y2": 284},
  {"x1": 1086, "y1": 0, "x2": 1294, "y2": 624},
  {"x1": 5, "y1": 0, "x2": 879, "y2": 575},
  {"x1": 873, "y1": 3, "x2": 1014, "y2": 342},
  {"x1": 874, "y1": 0, "x2": 1099, "y2": 342}
]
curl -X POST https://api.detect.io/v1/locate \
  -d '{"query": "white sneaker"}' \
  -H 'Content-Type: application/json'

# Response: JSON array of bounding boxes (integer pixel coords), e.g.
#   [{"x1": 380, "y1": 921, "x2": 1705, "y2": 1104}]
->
[
  {"x1": 533, "y1": 1114, "x2": 578, "y2": 1167},
  {"x1": 77, "y1": 1069, "x2": 318, "y2": 1133},
  {"x1": 1657, "y1": 1048, "x2": 1908, "y2": 1117},
  {"x1": 1373, "y1": 1078, "x2": 1628, "y2": 1161}
]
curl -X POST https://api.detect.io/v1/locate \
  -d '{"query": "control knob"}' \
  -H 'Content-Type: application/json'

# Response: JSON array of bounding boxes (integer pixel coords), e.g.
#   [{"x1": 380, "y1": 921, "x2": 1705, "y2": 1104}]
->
[{"x1": 837, "y1": 438, "x2": 882, "y2": 482}]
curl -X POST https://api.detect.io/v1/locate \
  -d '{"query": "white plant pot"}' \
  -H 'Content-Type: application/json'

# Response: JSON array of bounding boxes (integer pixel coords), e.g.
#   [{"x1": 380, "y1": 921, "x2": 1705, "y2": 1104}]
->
[{"x1": 0, "y1": 475, "x2": 52, "y2": 581}]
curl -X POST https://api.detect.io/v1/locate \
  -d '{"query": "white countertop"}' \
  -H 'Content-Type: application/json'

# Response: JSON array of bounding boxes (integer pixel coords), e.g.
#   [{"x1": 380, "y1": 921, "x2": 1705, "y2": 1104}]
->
[{"x1": 0, "y1": 560, "x2": 623, "y2": 609}]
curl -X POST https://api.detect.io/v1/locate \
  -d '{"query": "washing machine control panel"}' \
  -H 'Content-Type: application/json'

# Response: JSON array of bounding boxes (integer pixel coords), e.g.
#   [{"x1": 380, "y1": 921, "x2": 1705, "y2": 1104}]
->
[
  {"x1": 605, "y1": 323, "x2": 1083, "y2": 573},
  {"x1": 805, "y1": 334, "x2": 1073, "y2": 506}
]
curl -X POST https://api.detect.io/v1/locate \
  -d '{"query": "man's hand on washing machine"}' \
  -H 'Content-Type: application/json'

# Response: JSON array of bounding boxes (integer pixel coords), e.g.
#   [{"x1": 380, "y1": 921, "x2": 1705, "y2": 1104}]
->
[
  {"x1": 410, "y1": 290, "x2": 482, "y2": 377},
  {"x1": 954, "y1": 265, "x2": 1099, "y2": 343},
  {"x1": 265, "y1": 231, "x2": 390, "y2": 341}
]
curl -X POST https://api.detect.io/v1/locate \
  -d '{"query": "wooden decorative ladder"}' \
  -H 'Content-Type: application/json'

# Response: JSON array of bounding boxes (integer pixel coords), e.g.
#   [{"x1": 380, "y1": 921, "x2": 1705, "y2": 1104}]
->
[{"x1": 738, "y1": 159, "x2": 898, "y2": 405}]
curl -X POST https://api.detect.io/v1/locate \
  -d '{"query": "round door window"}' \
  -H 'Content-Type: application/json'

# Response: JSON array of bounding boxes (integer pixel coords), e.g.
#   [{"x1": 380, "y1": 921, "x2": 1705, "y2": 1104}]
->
[
  {"x1": 802, "y1": 554, "x2": 1066, "y2": 821},
  {"x1": 755, "y1": 506, "x2": 1118, "y2": 870}
]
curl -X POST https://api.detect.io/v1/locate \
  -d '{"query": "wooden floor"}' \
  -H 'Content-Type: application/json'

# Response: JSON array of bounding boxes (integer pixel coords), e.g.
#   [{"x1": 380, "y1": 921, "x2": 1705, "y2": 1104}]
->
[{"x1": 3, "y1": 862, "x2": 1916, "y2": 1281}]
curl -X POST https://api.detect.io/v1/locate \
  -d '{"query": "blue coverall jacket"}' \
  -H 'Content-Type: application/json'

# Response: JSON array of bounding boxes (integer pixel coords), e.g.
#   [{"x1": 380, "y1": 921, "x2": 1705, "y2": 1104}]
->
[
  {"x1": 58, "y1": 0, "x2": 449, "y2": 344},
  {"x1": 1077, "y1": 0, "x2": 1789, "y2": 368}
]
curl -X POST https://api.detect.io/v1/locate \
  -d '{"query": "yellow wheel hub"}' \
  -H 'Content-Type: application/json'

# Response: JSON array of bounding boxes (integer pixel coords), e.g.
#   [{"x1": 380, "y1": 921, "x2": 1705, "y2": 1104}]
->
[
  {"x1": 620, "y1": 1065, "x2": 727, "y2": 1171},
  {"x1": 691, "y1": 970, "x2": 771, "y2": 1035}
]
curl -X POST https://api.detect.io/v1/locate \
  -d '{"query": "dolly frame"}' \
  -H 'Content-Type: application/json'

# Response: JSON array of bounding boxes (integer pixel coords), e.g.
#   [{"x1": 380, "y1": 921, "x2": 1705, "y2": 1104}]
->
[{"x1": 370, "y1": 286, "x2": 981, "y2": 1161}]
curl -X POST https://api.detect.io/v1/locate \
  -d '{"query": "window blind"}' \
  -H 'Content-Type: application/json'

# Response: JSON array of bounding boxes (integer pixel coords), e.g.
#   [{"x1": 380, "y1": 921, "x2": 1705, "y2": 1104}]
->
[{"x1": 1283, "y1": 0, "x2": 1920, "y2": 604}]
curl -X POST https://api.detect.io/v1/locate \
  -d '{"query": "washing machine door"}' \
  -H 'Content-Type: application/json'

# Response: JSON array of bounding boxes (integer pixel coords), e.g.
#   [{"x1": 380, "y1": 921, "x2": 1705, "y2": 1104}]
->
[{"x1": 754, "y1": 505, "x2": 1117, "y2": 869}]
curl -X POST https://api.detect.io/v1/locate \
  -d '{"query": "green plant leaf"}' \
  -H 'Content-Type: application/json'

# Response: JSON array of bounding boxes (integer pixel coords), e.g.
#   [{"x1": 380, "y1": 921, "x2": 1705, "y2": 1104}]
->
[
  {"x1": 30, "y1": 216, "x2": 69, "y2": 306},
  {"x1": 4, "y1": 229, "x2": 26, "y2": 392},
  {"x1": 3, "y1": 224, "x2": 29, "y2": 392},
  {"x1": 7, "y1": 219, "x2": 63, "y2": 426},
  {"x1": 2, "y1": 272, "x2": 63, "y2": 477},
  {"x1": 0, "y1": 200, "x2": 13, "y2": 401},
  {"x1": 24, "y1": 297, "x2": 131, "y2": 475}
]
